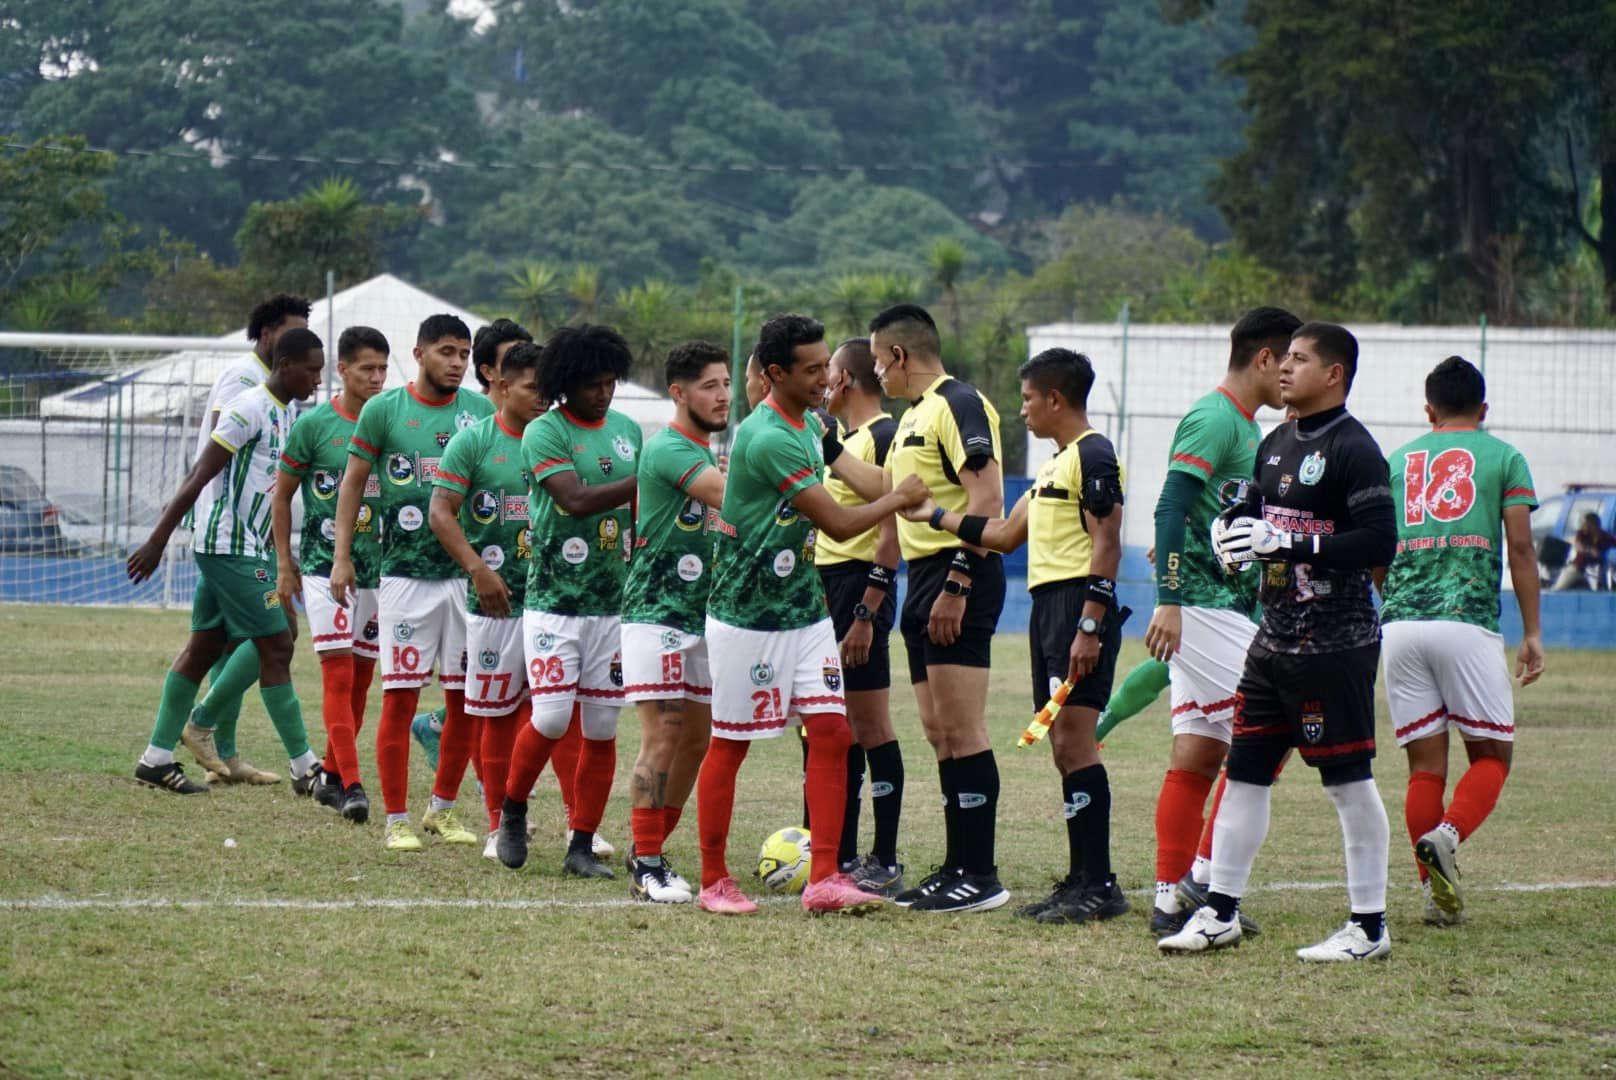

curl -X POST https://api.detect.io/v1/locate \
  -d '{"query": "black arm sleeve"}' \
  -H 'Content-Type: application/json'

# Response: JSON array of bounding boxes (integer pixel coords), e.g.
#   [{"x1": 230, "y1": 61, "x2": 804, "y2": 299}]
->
[
  {"x1": 1153, "y1": 469, "x2": 1205, "y2": 604},
  {"x1": 1306, "y1": 445, "x2": 1397, "y2": 570}
]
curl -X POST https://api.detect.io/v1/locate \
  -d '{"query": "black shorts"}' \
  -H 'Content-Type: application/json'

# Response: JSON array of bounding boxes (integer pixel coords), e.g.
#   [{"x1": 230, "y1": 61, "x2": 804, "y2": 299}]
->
[
  {"x1": 1227, "y1": 642, "x2": 1381, "y2": 784},
  {"x1": 1029, "y1": 579, "x2": 1121, "y2": 712},
  {"x1": 818, "y1": 561, "x2": 896, "y2": 693},
  {"x1": 901, "y1": 550, "x2": 1006, "y2": 684}
]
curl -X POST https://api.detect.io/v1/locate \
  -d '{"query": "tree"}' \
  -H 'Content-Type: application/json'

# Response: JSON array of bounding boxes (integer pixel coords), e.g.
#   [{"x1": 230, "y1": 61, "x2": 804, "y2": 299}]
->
[
  {"x1": 504, "y1": 262, "x2": 564, "y2": 337},
  {"x1": 929, "y1": 238, "x2": 969, "y2": 344},
  {"x1": 234, "y1": 177, "x2": 419, "y2": 297}
]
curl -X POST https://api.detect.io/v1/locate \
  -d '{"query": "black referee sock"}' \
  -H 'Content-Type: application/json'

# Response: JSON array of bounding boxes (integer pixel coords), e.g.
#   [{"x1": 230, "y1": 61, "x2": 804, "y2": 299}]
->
[
  {"x1": 1351, "y1": 911, "x2": 1386, "y2": 940},
  {"x1": 952, "y1": 750, "x2": 1000, "y2": 877},
  {"x1": 1062, "y1": 763, "x2": 1112, "y2": 888},
  {"x1": 866, "y1": 739, "x2": 904, "y2": 868},
  {"x1": 938, "y1": 757, "x2": 960, "y2": 870},
  {"x1": 839, "y1": 744, "x2": 866, "y2": 866}
]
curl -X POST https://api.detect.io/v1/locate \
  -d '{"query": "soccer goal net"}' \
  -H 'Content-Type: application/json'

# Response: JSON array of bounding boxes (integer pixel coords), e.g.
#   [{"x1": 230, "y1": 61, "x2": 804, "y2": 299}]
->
[{"x1": 0, "y1": 332, "x2": 259, "y2": 607}]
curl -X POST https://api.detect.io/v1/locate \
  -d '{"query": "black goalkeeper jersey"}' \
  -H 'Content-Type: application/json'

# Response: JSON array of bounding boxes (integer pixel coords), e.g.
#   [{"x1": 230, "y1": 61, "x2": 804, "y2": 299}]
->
[{"x1": 1246, "y1": 405, "x2": 1396, "y2": 656}]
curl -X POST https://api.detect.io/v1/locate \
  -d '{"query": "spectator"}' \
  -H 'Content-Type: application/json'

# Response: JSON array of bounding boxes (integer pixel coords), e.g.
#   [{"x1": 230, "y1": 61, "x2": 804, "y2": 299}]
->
[{"x1": 1554, "y1": 512, "x2": 1616, "y2": 590}]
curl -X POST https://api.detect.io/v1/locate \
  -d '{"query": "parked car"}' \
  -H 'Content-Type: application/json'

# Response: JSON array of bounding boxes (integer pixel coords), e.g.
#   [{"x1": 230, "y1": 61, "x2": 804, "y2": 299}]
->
[
  {"x1": 1530, "y1": 485, "x2": 1616, "y2": 590},
  {"x1": 52, "y1": 490, "x2": 163, "y2": 557},
  {"x1": 0, "y1": 465, "x2": 77, "y2": 555}
]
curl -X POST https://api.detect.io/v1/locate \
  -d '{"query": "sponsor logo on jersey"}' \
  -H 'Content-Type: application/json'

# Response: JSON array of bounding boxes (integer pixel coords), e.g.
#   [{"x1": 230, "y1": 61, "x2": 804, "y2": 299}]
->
[
  {"x1": 598, "y1": 517, "x2": 620, "y2": 551},
  {"x1": 387, "y1": 453, "x2": 416, "y2": 484},
  {"x1": 676, "y1": 497, "x2": 706, "y2": 531},
  {"x1": 1279, "y1": 473, "x2": 1294, "y2": 496},
  {"x1": 255, "y1": 568, "x2": 270, "y2": 582},
  {"x1": 502, "y1": 494, "x2": 528, "y2": 522},
  {"x1": 772, "y1": 549, "x2": 796, "y2": 577},
  {"x1": 320, "y1": 518, "x2": 337, "y2": 542},
  {"x1": 822, "y1": 664, "x2": 841, "y2": 692},
  {"x1": 397, "y1": 505, "x2": 425, "y2": 532},
  {"x1": 470, "y1": 490, "x2": 499, "y2": 524},
  {"x1": 1217, "y1": 478, "x2": 1250, "y2": 508},
  {"x1": 1266, "y1": 455, "x2": 1282, "y2": 466},
  {"x1": 1301, "y1": 701, "x2": 1325, "y2": 743},
  {"x1": 1063, "y1": 792, "x2": 1092, "y2": 818},
  {"x1": 312, "y1": 470, "x2": 339, "y2": 499},
  {"x1": 676, "y1": 553, "x2": 703, "y2": 582},
  {"x1": 363, "y1": 475, "x2": 381, "y2": 498},
  {"x1": 1299, "y1": 452, "x2": 1326, "y2": 486},
  {"x1": 612, "y1": 434, "x2": 636, "y2": 462},
  {"x1": 515, "y1": 528, "x2": 532, "y2": 561},
  {"x1": 561, "y1": 537, "x2": 589, "y2": 565},
  {"x1": 481, "y1": 545, "x2": 505, "y2": 571},
  {"x1": 774, "y1": 500, "x2": 799, "y2": 527},
  {"x1": 395, "y1": 621, "x2": 415, "y2": 641},
  {"x1": 750, "y1": 662, "x2": 773, "y2": 686},
  {"x1": 479, "y1": 648, "x2": 498, "y2": 671},
  {"x1": 418, "y1": 457, "x2": 441, "y2": 483},
  {"x1": 356, "y1": 504, "x2": 374, "y2": 533}
]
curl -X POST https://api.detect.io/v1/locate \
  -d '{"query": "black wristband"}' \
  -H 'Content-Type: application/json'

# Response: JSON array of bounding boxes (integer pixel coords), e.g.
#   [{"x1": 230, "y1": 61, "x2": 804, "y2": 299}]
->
[
  {"x1": 821, "y1": 428, "x2": 844, "y2": 466},
  {"x1": 929, "y1": 506, "x2": 947, "y2": 531},
  {"x1": 950, "y1": 549, "x2": 973, "y2": 576},
  {"x1": 957, "y1": 514, "x2": 988, "y2": 547},
  {"x1": 866, "y1": 564, "x2": 896, "y2": 592},
  {"x1": 1086, "y1": 576, "x2": 1117, "y2": 607}
]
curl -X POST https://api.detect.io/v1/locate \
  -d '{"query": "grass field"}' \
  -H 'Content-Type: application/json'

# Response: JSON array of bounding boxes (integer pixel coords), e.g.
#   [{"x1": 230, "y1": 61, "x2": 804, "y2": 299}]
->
[{"x1": 1, "y1": 604, "x2": 1613, "y2": 1077}]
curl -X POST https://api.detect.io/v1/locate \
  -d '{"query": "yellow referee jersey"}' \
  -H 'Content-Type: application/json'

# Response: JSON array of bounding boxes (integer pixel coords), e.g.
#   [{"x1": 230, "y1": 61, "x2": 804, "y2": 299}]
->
[
  {"x1": 1027, "y1": 428, "x2": 1125, "y2": 589},
  {"x1": 887, "y1": 374, "x2": 1003, "y2": 561},
  {"x1": 816, "y1": 413, "x2": 898, "y2": 566}
]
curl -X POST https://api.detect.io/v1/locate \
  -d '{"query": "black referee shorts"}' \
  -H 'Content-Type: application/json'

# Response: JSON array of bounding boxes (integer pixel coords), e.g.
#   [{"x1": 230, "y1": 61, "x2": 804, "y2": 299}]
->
[
  {"x1": 900, "y1": 550, "x2": 1006, "y2": 685},
  {"x1": 1029, "y1": 579, "x2": 1121, "y2": 713},
  {"x1": 1227, "y1": 642, "x2": 1381, "y2": 785},
  {"x1": 818, "y1": 561, "x2": 896, "y2": 693}
]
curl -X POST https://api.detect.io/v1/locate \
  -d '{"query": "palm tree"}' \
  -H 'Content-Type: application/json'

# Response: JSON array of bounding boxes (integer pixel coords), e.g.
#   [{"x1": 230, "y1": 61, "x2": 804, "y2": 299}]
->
[
  {"x1": 611, "y1": 279, "x2": 685, "y2": 383},
  {"x1": 929, "y1": 237, "x2": 968, "y2": 343},
  {"x1": 505, "y1": 262, "x2": 563, "y2": 336},
  {"x1": 567, "y1": 264, "x2": 603, "y2": 323}
]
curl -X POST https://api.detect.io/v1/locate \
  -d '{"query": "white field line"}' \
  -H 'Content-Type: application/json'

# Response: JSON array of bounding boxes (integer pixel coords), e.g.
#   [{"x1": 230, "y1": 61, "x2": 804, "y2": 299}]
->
[{"x1": 2, "y1": 880, "x2": 1611, "y2": 913}]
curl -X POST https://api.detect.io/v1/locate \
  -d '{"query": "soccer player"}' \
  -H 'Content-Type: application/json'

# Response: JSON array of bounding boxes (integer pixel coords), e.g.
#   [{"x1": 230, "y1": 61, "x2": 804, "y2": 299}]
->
[
  {"x1": 409, "y1": 318, "x2": 535, "y2": 764},
  {"x1": 1094, "y1": 658, "x2": 1169, "y2": 742},
  {"x1": 128, "y1": 329, "x2": 328, "y2": 794},
  {"x1": 494, "y1": 324, "x2": 641, "y2": 879},
  {"x1": 870, "y1": 304, "x2": 1009, "y2": 913},
  {"x1": 1161, "y1": 322, "x2": 1398, "y2": 961},
  {"x1": 910, "y1": 348, "x2": 1129, "y2": 923},
  {"x1": 177, "y1": 293, "x2": 312, "y2": 785},
  {"x1": 618, "y1": 341, "x2": 732, "y2": 901},
  {"x1": 429, "y1": 340, "x2": 549, "y2": 858},
  {"x1": 272, "y1": 326, "x2": 391, "y2": 823},
  {"x1": 816, "y1": 337, "x2": 907, "y2": 895},
  {"x1": 1143, "y1": 307, "x2": 1297, "y2": 936},
  {"x1": 331, "y1": 314, "x2": 494, "y2": 851},
  {"x1": 694, "y1": 313, "x2": 926, "y2": 916},
  {"x1": 1379, "y1": 355, "x2": 1544, "y2": 925}
]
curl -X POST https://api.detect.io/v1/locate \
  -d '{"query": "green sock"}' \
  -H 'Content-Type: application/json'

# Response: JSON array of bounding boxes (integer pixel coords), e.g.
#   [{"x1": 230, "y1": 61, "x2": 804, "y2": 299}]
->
[
  {"x1": 213, "y1": 693, "x2": 244, "y2": 760},
  {"x1": 260, "y1": 681, "x2": 310, "y2": 760},
  {"x1": 1095, "y1": 657, "x2": 1171, "y2": 741},
  {"x1": 147, "y1": 670, "x2": 202, "y2": 751},
  {"x1": 194, "y1": 641, "x2": 261, "y2": 729}
]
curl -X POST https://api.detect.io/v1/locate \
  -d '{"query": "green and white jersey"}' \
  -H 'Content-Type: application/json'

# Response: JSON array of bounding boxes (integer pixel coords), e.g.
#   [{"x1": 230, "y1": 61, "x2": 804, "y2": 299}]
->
[
  {"x1": 621, "y1": 422, "x2": 718, "y2": 634},
  {"x1": 522, "y1": 406, "x2": 642, "y2": 616},
  {"x1": 1162, "y1": 387, "x2": 1263, "y2": 612},
  {"x1": 195, "y1": 352, "x2": 272, "y2": 462},
  {"x1": 348, "y1": 383, "x2": 494, "y2": 581},
  {"x1": 278, "y1": 398, "x2": 383, "y2": 585},
  {"x1": 193, "y1": 384, "x2": 295, "y2": 559},
  {"x1": 1381, "y1": 428, "x2": 1537, "y2": 631},
  {"x1": 709, "y1": 399, "x2": 828, "y2": 632},
  {"x1": 434, "y1": 413, "x2": 533, "y2": 615}
]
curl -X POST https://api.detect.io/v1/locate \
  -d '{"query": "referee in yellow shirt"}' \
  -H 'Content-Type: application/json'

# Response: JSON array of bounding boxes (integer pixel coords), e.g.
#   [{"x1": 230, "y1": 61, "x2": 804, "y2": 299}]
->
[
  {"x1": 911, "y1": 347, "x2": 1130, "y2": 926},
  {"x1": 870, "y1": 304, "x2": 1010, "y2": 913}
]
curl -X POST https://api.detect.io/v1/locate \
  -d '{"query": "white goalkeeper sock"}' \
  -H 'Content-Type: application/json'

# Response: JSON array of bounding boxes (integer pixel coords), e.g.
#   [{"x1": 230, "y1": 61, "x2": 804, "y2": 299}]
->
[
  {"x1": 1326, "y1": 777, "x2": 1390, "y2": 915},
  {"x1": 1209, "y1": 779, "x2": 1271, "y2": 901}
]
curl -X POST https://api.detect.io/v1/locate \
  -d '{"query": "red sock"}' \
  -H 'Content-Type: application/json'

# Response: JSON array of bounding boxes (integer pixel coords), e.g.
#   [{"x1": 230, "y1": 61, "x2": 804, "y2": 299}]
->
[
  {"x1": 632, "y1": 808, "x2": 664, "y2": 859},
  {"x1": 469, "y1": 712, "x2": 485, "y2": 787},
  {"x1": 350, "y1": 656, "x2": 376, "y2": 738},
  {"x1": 662, "y1": 804, "x2": 684, "y2": 846},
  {"x1": 1155, "y1": 769, "x2": 1214, "y2": 885},
  {"x1": 431, "y1": 689, "x2": 472, "y2": 801},
  {"x1": 553, "y1": 707, "x2": 583, "y2": 808},
  {"x1": 697, "y1": 737, "x2": 750, "y2": 888},
  {"x1": 1443, "y1": 757, "x2": 1508, "y2": 841},
  {"x1": 802, "y1": 714, "x2": 853, "y2": 884},
  {"x1": 319, "y1": 654, "x2": 360, "y2": 785},
  {"x1": 1196, "y1": 770, "x2": 1228, "y2": 862},
  {"x1": 570, "y1": 737, "x2": 616, "y2": 835},
  {"x1": 377, "y1": 687, "x2": 419, "y2": 815},
  {"x1": 480, "y1": 704, "x2": 524, "y2": 832},
  {"x1": 505, "y1": 720, "x2": 557, "y2": 807},
  {"x1": 1406, "y1": 770, "x2": 1447, "y2": 882}
]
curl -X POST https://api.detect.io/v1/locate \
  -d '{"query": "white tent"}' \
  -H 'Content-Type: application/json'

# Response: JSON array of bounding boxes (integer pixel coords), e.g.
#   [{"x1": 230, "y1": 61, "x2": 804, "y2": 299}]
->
[{"x1": 36, "y1": 273, "x2": 673, "y2": 430}]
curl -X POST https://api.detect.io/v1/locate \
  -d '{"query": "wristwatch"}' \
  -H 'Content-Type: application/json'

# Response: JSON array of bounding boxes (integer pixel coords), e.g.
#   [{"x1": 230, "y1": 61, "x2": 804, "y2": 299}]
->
[
  {"x1": 1077, "y1": 615, "x2": 1102, "y2": 636},
  {"x1": 852, "y1": 602, "x2": 874, "y2": 622},
  {"x1": 941, "y1": 579, "x2": 973, "y2": 598}
]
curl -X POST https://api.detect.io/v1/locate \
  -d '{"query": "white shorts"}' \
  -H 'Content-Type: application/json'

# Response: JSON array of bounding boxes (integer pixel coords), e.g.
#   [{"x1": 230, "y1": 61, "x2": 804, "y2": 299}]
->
[
  {"x1": 706, "y1": 616, "x2": 844, "y2": 742},
  {"x1": 1383, "y1": 620, "x2": 1515, "y2": 746},
  {"x1": 1169, "y1": 606, "x2": 1256, "y2": 743},
  {"x1": 523, "y1": 610, "x2": 624, "y2": 707},
  {"x1": 303, "y1": 577, "x2": 379, "y2": 659},
  {"x1": 464, "y1": 613, "x2": 528, "y2": 717},
  {"x1": 377, "y1": 576, "x2": 467, "y2": 691},
  {"x1": 621, "y1": 623, "x2": 712, "y2": 703}
]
